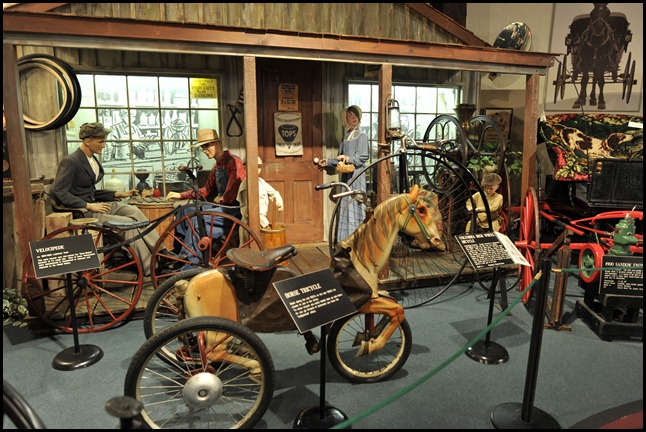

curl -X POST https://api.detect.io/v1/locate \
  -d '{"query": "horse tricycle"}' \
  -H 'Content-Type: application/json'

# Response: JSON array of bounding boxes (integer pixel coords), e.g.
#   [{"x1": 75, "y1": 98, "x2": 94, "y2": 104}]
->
[{"x1": 124, "y1": 181, "x2": 452, "y2": 429}]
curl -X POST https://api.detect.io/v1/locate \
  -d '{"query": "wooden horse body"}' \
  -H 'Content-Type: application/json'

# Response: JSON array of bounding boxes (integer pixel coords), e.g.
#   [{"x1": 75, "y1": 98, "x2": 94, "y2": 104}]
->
[{"x1": 180, "y1": 185, "x2": 443, "y2": 355}]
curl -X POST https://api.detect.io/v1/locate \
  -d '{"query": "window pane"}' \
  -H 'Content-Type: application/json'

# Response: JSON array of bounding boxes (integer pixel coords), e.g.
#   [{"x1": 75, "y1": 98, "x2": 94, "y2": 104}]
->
[
  {"x1": 78, "y1": 75, "x2": 95, "y2": 107},
  {"x1": 96, "y1": 75, "x2": 127, "y2": 106}
]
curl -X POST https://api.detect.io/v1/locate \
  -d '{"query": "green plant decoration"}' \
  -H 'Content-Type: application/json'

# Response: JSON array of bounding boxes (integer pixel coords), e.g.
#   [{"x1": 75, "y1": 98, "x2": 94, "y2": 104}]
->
[
  {"x1": 467, "y1": 141, "x2": 522, "y2": 178},
  {"x1": 3, "y1": 288, "x2": 28, "y2": 327}
]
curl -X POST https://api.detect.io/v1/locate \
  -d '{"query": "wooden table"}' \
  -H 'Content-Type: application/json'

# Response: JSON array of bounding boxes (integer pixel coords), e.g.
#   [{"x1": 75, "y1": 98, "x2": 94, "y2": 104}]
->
[{"x1": 129, "y1": 199, "x2": 175, "y2": 251}]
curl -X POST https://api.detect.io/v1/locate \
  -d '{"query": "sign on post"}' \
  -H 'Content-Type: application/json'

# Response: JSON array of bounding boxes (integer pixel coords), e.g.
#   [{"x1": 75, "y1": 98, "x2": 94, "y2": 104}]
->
[
  {"x1": 455, "y1": 232, "x2": 530, "y2": 270},
  {"x1": 599, "y1": 255, "x2": 643, "y2": 296},
  {"x1": 273, "y1": 269, "x2": 356, "y2": 334},
  {"x1": 29, "y1": 234, "x2": 101, "y2": 279}
]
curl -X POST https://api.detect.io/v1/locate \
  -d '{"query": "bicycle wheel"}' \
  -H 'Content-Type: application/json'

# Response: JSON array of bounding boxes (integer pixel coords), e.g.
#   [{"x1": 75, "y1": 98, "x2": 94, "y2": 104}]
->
[
  {"x1": 143, "y1": 268, "x2": 211, "y2": 340},
  {"x1": 327, "y1": 312, "x2": 412, "y2": 383},
  {"x1": 516, "y1": 187, "x2": 541, "y2": 304},
  {"x1": 150, "y1": 209, "x2": 263, "y2": 288},
  {"x1": 3, "y1": 380, "x2": 46, "y2": 429},
  {"x1": 329, "y1": 149, "x2": 482, "y2": 308},
  {"x1": 21, "y1": 225, "x2": 143, "y2": 333},
  {"x1": 124, "y1": 316, "x2": 274, "y2": 429}
]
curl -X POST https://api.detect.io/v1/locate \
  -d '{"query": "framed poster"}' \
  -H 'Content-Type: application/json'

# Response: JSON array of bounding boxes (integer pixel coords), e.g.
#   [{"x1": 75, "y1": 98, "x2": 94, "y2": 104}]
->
[
  {"x1": 546, "y1": 3, "x2": 643, "y2": 112},
  {"x1": 484, "y1": 108, "x2": 512, "y2": 143}
]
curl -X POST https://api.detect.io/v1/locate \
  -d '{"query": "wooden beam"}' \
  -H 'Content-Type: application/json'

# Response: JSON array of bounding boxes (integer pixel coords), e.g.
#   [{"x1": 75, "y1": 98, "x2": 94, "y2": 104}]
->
[
  {"x1": 405, "y1": 3, "x2": 489, "y2": 47},
  {"x1": 3, "y1": 43, "x2": 35, "y2": 263},
  {"x1": 522, "y1": 74, "x2": 540, "y2": 201},
  {"x1": 243, "y1": 56, "x2": 260, "y2": 247},
  {"x1": 2, "y1": 12, "x2": 556, "y2": 74}
]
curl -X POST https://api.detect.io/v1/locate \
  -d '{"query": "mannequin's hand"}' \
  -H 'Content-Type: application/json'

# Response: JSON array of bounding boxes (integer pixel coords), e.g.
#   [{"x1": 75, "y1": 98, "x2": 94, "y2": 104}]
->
[
  {"x1": 166, "y1": 192, "x2": 181, "y2": 201},
  {"x1": 214, "y1": 196, "x2": 223, "y2": 204},
  {"x1": 336, "y1": 155, "x2": 349, "y2": 163},
  {"x1": 115, "y1": 188, "x2": 139, "y2": 199},
  {"x1": 87, "y1": 202, "x2": 111, "y2": 213}
]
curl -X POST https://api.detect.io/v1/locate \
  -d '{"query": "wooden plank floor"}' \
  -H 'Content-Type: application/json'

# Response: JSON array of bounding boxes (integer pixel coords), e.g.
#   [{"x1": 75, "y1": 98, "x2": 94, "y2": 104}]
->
[{"x1": 288, "y1": 243, "x2": 481, "y2": 290}]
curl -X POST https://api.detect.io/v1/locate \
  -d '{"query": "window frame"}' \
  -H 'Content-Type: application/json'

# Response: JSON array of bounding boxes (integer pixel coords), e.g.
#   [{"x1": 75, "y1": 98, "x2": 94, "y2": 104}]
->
[{"x1": 68, "y1": 72, "x2": 222, "y2": 194}]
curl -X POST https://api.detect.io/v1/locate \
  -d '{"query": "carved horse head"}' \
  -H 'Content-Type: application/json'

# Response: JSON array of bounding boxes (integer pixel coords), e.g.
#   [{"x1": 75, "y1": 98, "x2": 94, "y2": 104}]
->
[{"x1": 339, "y1": 184, "x2": 445, "y2": 295}]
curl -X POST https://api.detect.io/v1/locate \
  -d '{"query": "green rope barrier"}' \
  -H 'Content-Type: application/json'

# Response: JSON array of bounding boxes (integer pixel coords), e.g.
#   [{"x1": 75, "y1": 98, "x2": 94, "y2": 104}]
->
[{"x1": 331, "y1": 271, "x2": 544, "y2": 429}]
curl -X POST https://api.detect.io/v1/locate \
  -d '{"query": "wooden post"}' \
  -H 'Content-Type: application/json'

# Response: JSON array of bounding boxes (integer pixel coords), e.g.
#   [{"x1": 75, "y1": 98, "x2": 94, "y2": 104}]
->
[
  {"x1": 243, "y1": 56, "x2": 260, "y2": 248},
  {"x1": 3, "y1": 43, "x2": 35, "y2": 264}
]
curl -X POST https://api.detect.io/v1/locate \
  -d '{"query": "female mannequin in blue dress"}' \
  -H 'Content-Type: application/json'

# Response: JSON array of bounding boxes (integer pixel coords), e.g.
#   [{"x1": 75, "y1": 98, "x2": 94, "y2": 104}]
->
[{"x1": 317, "y1": 105, "x2": 370, "y2": 240}]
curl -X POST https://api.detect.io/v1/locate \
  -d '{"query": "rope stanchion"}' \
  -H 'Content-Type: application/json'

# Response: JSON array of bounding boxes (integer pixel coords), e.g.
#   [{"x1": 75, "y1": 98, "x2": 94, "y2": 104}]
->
[
  {"x1": 491, "y1": 258, "x2": 561, "y2": 429},
  {"x1": 331, "y1": 272, "x2": 543, "y2": 430}
]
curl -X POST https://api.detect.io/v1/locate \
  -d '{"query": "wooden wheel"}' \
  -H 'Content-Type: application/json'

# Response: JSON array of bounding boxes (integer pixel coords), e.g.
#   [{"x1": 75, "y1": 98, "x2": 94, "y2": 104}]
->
[
  {"x1": 623, "y1": 57, "x2": 636, "y2": 103},
  {"x1": 621, "y1": 52, "x2": 632, "y2": 100},
  {"x1": 515, "y1": 187, "x2": 540, "y2": 304},
  {"x1": 21, "y1": 225, "x2": 143, "y2": 333},
  {"x1": 150, "y1": 209, "x2": 263, "y2": 288},
  {"x1": 578, "y1": 243, "x2": 605, "y2": 284},
  {"x1": 553, "y1": 54, "x2": 568, "y2": 103}
]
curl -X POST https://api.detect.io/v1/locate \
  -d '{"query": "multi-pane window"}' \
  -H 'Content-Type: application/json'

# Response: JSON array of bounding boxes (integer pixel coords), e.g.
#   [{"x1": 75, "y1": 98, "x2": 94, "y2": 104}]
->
[
  {"x1": 348, "y1": 82, "x2": 461, "y2": 165},
  {"x1": 67, "y1": 74, "x2": 220, "y2": 193}
]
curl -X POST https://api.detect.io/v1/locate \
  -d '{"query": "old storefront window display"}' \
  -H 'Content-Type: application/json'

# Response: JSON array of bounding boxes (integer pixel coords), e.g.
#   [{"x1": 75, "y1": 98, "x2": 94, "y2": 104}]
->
[{"x1": 67, "y1": 74, "x2": 220, "y2": 195}]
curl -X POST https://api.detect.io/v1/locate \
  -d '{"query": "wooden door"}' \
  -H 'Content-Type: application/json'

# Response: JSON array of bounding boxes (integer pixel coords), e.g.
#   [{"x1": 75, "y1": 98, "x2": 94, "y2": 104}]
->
[{"x1": 256, "y1": 59, "x2": 323, "y2": 244}]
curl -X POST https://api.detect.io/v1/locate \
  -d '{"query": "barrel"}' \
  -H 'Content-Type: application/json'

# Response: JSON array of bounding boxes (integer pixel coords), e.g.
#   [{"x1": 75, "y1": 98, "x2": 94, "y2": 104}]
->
[{"x1": 260, "y1": 225, "x2": 288, "y2": 265}]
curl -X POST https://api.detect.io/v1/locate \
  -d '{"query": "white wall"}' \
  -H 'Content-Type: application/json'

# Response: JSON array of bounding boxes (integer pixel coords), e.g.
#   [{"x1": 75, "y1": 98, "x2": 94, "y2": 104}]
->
[{"x1": 467, "y1": 3, "x2": 643, "y2": 117}]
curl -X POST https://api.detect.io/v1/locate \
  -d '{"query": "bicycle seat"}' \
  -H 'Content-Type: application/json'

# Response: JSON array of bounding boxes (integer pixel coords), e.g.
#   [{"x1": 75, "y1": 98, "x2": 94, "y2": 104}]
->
[
  {"x1": 103, "y1": 220, "x2": 150, "y2": 231},
  {"x1": 227, "y1": 245, "x2": 297, "y2": 271}
]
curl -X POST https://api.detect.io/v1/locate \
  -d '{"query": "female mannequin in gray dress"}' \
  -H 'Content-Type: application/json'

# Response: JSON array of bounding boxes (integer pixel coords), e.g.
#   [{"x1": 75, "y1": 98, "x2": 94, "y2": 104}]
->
[{"x1": 317, "y1": 105, "x2": 370, "y2": 240}]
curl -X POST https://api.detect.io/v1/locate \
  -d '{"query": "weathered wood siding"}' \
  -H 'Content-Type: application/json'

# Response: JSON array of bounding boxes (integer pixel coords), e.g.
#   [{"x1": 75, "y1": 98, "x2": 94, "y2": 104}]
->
[{"x1": 47, "y1": 3, "x2": 461, "y2": 44}]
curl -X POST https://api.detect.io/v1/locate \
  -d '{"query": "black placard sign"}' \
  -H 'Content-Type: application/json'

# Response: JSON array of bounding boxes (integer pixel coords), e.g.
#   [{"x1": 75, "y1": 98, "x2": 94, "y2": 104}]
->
[
  {"x1": 599, "y1": 255, "x2": 643, "y2": 296},
  {"x1": 455, "y1": 232, "x2": 515, "y2": 270},
  {"x1": 30, "y1": 234, "x2": 100, "y2": 279},
  {"x1": 273, "y1": 269, "x2": 356, "y2": 333}
]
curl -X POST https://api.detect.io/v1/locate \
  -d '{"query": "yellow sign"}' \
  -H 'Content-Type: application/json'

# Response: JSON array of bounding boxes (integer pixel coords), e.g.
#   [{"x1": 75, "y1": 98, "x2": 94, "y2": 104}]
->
[
  {"x1": 190, "y1": 78, "x2": 218, "y2": 99},
  {"x1": 278, "y1": 83, "x2": 298, "y2": 112}
]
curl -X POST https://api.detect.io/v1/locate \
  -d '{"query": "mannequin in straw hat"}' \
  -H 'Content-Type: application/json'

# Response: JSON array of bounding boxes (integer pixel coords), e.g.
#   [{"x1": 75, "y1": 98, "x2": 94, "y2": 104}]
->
[
  {"x1": 316, "y1": 105, "x2": 369, "y2": 240},
  {"x1": 465, "y1": 172, "x2": 504, "y2": 233},
  {"x1": 166, "y1": 128, "x2": 246, "y2": 269},
  {"x1": 166, "y1": 128, "x2": 245, "y2": 207}
]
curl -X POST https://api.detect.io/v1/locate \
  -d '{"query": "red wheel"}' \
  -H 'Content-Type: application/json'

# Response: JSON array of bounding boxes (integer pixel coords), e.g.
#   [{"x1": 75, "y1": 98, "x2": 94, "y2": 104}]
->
[
  {"x1": 21, "y1": 225, "x2": 143, "y2": 333},
  {"x1": 578, "y1": 243, "x2": 605, "y2": 284},
  {"x1": 151, "y1": 210, "x2": 263, "y2": 288},
  {"x1": 515, "y1": 187, "x2": 540, "y2": 304}
]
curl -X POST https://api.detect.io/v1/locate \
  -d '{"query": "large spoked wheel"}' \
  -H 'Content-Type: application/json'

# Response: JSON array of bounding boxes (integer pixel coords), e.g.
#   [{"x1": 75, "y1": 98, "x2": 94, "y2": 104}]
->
[
  {"x1": 329, "y1": 149, "x2": 482, "y2": 308},
  {"x1": 327, "y1": 312, "x2": 412, "y2": 383},
  {"x1": 515, "y1": 187, "x2": 541, "y2": 304},
  {"x1": 125, "y1": 316, "x2": 274, "y2": 429},
  {"x1": 151, "y1": 210, "x2": 263, "y2": 288},
  {"x1": 144, "y1": 266, "x2": 299, "y2": 350},
  {"x1": 143, "y1": 268, "x2": 211, "y2": 340},
  {"x1": 21, "y1": 225, "x2": 143, "y2": 333}
]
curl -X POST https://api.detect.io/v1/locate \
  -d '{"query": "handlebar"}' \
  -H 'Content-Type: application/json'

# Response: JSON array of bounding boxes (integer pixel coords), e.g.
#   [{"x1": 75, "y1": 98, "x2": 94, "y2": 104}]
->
[
  {"x1": 178, "y1": 165, "x2": 203, "y2": 180},
  {"x1": 315, "y1": 182, "x2": 367, "y2": 202}
]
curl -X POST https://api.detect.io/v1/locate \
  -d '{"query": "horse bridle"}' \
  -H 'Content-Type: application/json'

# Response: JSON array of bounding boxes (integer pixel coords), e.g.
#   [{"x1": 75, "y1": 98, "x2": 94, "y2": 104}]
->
[{"x1": 401, "y1": 194, "x2": 432, "y2": 244}]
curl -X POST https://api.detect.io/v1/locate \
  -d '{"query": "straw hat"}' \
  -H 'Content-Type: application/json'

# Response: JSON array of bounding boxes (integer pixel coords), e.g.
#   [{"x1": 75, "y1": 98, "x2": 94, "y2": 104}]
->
[{"x1": 191, "y1": 128, "x2": 221, "y2": 149}]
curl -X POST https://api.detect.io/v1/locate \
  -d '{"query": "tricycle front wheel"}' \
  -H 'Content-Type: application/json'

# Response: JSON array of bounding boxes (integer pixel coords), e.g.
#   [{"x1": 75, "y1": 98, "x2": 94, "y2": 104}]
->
[{"x1": 327, "y1": 312, "x2": 412, "y2": 383}]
